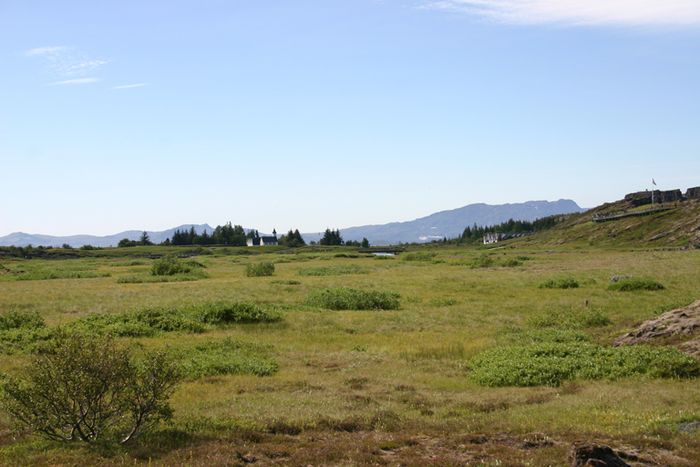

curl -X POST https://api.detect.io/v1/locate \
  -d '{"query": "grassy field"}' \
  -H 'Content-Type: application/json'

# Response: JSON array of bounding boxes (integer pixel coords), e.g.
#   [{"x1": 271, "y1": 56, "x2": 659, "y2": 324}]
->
[{"x1": 0, "y1": 243, "x2": 699, "y2": 465}]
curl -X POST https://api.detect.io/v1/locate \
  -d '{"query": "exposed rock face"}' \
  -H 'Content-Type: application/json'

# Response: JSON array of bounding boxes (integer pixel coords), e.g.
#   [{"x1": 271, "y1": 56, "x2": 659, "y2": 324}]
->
[
  {"x1": 615, "y1": 300, "x2": 700, "y2": 360},
  {"x1": 570, "y1": 443, "x2": 630, "y2": 467},
  {"x1": 623, "y1": 191, "x2": 653, "y2": 207},
  {"x1": 686, "y1": 186, "x2": 700, "y2": 200},
  {"x1": 656, "y1": 189, "x2": 684, "y2": 203}
]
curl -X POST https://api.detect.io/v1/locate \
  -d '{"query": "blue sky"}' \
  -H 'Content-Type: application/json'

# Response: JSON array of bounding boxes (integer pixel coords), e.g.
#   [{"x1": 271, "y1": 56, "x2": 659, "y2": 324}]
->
[{"x1": 1, "y1": 0, "x2": 699, "y2": 236}]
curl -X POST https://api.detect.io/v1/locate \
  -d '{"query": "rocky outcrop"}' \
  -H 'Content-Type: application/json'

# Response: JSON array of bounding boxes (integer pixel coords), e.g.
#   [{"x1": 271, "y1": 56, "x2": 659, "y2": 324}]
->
[
  {"x1": 615, "y1": 300, "x2": 700, "y2": 360},
  {"x1": 570, "y1": 443, "x2": 630, "y2": 467},
  {"x1": 686, "y1": 186, "x2": 700, "y2": 200}
]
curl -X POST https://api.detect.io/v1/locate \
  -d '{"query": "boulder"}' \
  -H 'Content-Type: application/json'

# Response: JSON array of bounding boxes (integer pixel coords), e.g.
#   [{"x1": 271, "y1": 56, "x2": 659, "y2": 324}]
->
[{"x1": 570, "y1": 443, "x2": 630, "y2": 467}]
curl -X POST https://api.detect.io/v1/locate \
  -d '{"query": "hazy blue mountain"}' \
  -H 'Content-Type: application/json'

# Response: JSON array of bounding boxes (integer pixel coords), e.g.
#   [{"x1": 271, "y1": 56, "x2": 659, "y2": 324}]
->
[
  {"x1": 303, "y1": 200, "x2": 584, "y2": 245},
  {"x1": 0, "y1": 224, "x2": 214, "y2": 248},
  {"x1": 0, "y1": 200, "x2": 584, "y2": 247}
]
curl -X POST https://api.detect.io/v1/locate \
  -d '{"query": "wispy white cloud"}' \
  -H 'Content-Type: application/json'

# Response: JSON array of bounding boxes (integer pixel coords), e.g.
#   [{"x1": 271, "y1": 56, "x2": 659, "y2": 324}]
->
[
  {"x1": 50, "y1": 77, "x2": 100, "y2": 86},
  {"x1": 25, "y1": 46, "x2": 69, "y2": 56},
  {"x1": 112, "y1": 83, "x2": 149, "y2": 90},
  {"x1": 423, "y1": 0, "x2": 700, "y2": 27},
  {"x1": 25, "y1": 46, "x2": 109, "y2": 79}
]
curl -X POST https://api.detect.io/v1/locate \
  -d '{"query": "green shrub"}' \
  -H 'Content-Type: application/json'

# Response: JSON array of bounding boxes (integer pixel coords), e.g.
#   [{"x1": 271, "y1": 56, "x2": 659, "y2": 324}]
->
[
  {"x1": 608, "y1": 278, "x2": 665, "y2": 292},
  {"x1": 0, "y1": 333, "x2": 180, "y2": 444},
  {"x1": 298, "y1": 265, "x2": 368, "y2": 276},
  {"x1": 65, "y1": 308, "x2": 206, "y2": 337},
  {"x1": 539, "y1": 277, "x2": 579, "y2": 289},
  {"x1": 173, "y1": 338, "x2": 278, "y2": 379},
  {"x1": 151, "y1": 256, "x2": 198, "y2": 276},
  {"x1": 246, "y1": 262, "x2": 275, "y2": 277},
  {"x1": 0, "y1": 310, "x2": 44, "y2": 331},
  {"x1": 470, "y1": 343, "x2": 699, "y2": 387},
  {"x1": 194, "y1": 302, "x2": 282, "y2": 324},
  {"x1": 307, "y1": 287, "x2": 400, "y2": 310},
  {"x1": 528, "y1": 308, "x2": 611, "y2": 329}
]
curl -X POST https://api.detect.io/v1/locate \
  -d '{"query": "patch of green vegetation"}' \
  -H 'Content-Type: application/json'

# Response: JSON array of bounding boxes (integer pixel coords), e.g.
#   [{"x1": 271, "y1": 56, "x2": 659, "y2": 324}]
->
[
  {"x1": 539, "y1": 277, "x2": 580, "y2": 289},
  {"x1": 469, "y1": 254, "x2": 495, "y2": 269},
  {"x1": 401, "y1": 252, "x2": 436, "y2": 262},
  {"x1": 608, "y1": 278, "x2": 665, "y2": 292},
  {"x1": 117, "y1": 272, "x2": 206, "y2": 283},
  {"x1": 64, "y1": 308, "x2": 206, "y2": 337},
  {"x1": 470, "y1": 343, "x2": 699, "y2": 387},
  {"x1": 173, "y1": 338, "x2": 278, "y2": 379},
  {"x1": 246, "y1": 262, "x2": 275, "y2": 277},
  {"x1": 298, "y1": 265, "x2": 368, "y2": 276},
  {"x1": 270, "y1": 279, "x2": 301, "y2": 285},
  {"x1": 429, "y1": 298, "x2": 459, "y2": 307},
  {"x1": 528, "y1": 307, "x2": 611, "y2": 329},
  {"x1": 500, "y1": 258, "x2": 523, "y2": 267},
  {"x1": 307, "y1": 287, "x2": 400, "y2": 310},
  {"x1": 193, "y1": 302, "x2": 282, "y2": 325},
  {"x1": 151, "y1": 256, "x2": 205, "y2": 276},
  {"x1": 0, "y1": 311, "x2": 50, "y2": 354}
]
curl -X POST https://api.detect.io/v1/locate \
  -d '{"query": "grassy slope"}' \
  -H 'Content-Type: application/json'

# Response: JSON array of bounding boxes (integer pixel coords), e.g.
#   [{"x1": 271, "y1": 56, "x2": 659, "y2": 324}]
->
[{"x1": 515, "y1": 199, "x2": 700, "y2": 248}]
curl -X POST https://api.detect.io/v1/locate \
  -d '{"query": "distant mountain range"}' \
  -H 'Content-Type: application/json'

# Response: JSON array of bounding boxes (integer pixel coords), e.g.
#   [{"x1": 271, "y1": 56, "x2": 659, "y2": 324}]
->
[
  {"x1": 0, "y1": 224, "x2": 214, "y2": 248},
  {"x1": 0, "y1": 199, "x2": 584, "y2": 247},
  {"x1": 302, "y1": 199, "x2": 584, "y2": 245}
]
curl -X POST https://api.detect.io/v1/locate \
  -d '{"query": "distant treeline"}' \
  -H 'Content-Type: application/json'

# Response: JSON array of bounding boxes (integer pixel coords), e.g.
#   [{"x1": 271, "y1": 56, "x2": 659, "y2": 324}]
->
[{"x1": 458, "y1": 215, "x2": 564, "y2": 243}]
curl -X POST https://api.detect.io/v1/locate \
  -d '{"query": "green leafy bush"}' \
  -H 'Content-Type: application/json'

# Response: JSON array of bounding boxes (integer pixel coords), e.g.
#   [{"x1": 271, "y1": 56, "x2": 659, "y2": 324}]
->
[
  {"x1": 470, "y1": 343, "x2": 699, "y2": 387},
  {"x1": 173, "y1": 338, "x2": 278, "y2": 379},
  {"x1": 0, "y1": 333, "x2": 180, "y2": 444},
  {"x1": 539, "y1": 277, "x2": 579, "y2": 289},
  {"x1": 608, "y1": 278, "x2": 665, "y2": 292},
  {"x1": 246, "y1": 262, "x2": 275, "y2": 277},
  {"x1": 0, "y1": 310, "x2": 44, "y2": 331},
  {"x1": 528, "y1": 308, "x2": 611, "y2": 329},
  {"x1": 194, "y1": 302, "x2": 282, "y2": 324},
  {"x1": 151, "y1": 256, "x2": 202, "y2": 276},
  {"x1": 307, "y1": 287, "x2": 400, "y2": 310},
  {"x1": 64, "y1": 308, "x2": 206, "y2": 337}
]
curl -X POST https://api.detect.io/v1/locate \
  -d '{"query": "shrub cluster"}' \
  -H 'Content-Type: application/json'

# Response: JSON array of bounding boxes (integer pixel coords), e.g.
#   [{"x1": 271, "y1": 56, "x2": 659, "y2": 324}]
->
[
  {"x1": 173, "y1": 338, "x2": 278, "y2": 379},
  {"x1": 539, "y1": 277, "x2": 580, "y2": 289},
  {"x1": 608, "y1": 278, "x2": 665, "y2": 292},
  {"x1": 151, "y1": 256, "x2": 203, "y2": 276},
  {"x1": 246, "y1": 262, "x2": 275, "y2": 277},
  {"x1": 470, "y1": 343, "x2": 699, "y2": 387},
  {"x1": 307, "y1": 287, "x2": 400, "y2": 310}
]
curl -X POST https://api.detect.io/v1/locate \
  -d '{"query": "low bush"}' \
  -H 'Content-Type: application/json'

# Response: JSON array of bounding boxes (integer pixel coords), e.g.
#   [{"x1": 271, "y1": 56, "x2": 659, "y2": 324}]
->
[
  {"x1": 151, "y1": 256, "x2": 203, "y2": 276},
  {"x1": 500, "y1": 258, "x2": 523, "y2": 267},
  {"x1": 528, "y1": 308, "x2": 611, "y2": 329},
  {"x1": 539, "y1": 277, "x2": 579, "y2": 289},
  {"x1": 307, "y1": 287, "x2": 400, "y2": 310},
  {"x1": 298, "y1": 265, "x2": 368, "y2": 276},
  {"x1": 64, "y1": 308, "x2": 206, "y2": 337},
  {"x1": 470, "y1": 343, "x2": 699, "y2": 387},
  {"x1": 0, "y1": 310, "x2": 44, "y2": 331},
  {"x1": 608, "y1": 278, "x2": 665, "y2": 292},
  {"x1": 194, "y1": 302, "x2": 282, "y2": 324},
  {"x1": 173, "y1": 338, "x2": 278, "y2": 379},
  {"x1": 246, "y1": 262, "x2": 275, "y2": 277}
]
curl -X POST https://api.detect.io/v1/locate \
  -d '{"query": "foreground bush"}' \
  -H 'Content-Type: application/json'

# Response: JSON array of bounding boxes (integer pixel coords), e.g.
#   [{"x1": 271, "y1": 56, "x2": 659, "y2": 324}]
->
[
  {"x1": 470, "y1": 343, "x2": 699, "y2": 387},
  {"x1": 246, "y1": 262, "x2": 275, "y2": 277},
  {"x1": 608, "y1": 278, "x2": 665, "y2": 292},
  {"x1": 307, "y1": 287, "x2": 400, "y2": 310},
  {"x1": 0, "y1": 333, "x2": 180, "y2": 444}
]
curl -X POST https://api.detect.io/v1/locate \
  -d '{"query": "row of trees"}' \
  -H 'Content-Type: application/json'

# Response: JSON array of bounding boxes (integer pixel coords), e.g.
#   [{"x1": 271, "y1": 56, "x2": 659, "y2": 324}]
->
[
  {"x1": 458, "y1": 216, "x2": 562, "y2": 243},
  {"x1": 318, "y1": 229, "x2": 369, "y2": 247}
]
